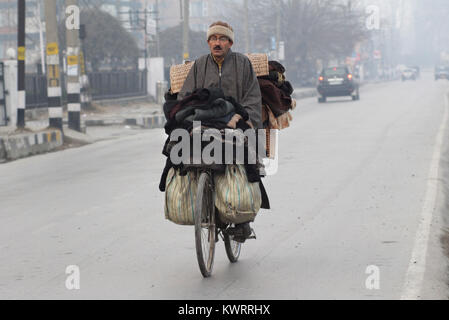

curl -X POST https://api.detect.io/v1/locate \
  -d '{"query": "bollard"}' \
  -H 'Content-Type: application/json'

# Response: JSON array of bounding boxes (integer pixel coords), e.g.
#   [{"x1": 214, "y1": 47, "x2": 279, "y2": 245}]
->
[{"x1": 156, "y1": 80, "x2": 168, "y2": 105}]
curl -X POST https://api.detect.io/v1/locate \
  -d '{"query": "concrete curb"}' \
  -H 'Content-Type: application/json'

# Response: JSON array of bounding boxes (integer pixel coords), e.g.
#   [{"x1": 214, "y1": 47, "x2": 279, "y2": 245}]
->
[
  {"x1": 84, "y1": 119, "x2": 125, "y2": 127},
  {"x1": 124, "y1": 115, "x2": 166, "y2": 129},
  {"x1": 84, "y1": 114, "x2": 166, "y2": 129},
  {"x1": 0, "y1": 129, "x2": 63, "y2": 162}
]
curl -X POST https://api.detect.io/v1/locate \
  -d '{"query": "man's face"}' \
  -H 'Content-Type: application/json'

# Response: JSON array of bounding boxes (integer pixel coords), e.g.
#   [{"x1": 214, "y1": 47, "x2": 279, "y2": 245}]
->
[{"x1": 208, "y1": 34, "x2": 233, "y2": 59}]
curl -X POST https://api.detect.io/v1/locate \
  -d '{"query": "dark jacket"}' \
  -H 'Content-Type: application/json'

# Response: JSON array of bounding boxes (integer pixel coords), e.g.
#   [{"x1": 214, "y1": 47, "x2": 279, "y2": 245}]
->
[{"x1": 179, "y1": 49, "x2": 263, "y2": 129}]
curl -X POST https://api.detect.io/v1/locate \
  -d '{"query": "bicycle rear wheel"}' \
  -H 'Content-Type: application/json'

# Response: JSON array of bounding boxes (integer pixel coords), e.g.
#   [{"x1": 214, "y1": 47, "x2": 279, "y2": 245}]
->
[
  {"x1": 224, "y1": 228, "x2": 241, "y2": 263},
  {"x1": 195, "y1": 172, "x2": 216, "y2": 278}
]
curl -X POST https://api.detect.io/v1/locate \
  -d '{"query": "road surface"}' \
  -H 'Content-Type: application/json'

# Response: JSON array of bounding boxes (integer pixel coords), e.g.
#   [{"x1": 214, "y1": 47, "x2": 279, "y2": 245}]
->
[{"x1": 1, "y1": 72, "x2": 448, "y2": 299}]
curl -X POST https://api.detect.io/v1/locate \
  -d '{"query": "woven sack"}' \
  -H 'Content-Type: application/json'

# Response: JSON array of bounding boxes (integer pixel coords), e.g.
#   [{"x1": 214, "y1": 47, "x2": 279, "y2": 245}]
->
[
  {"x1": 214, "y1": 165, "x2": 262, "y2": 224},
  {"x1": 164, "y1": 168, "x2": 198, "y2": 225},
  {"x1": 170, "y1": 61, "x2": 195, "y2": 94},
  {"x1": 245, "y1": 53, "x2": 269, "y2": 77}
]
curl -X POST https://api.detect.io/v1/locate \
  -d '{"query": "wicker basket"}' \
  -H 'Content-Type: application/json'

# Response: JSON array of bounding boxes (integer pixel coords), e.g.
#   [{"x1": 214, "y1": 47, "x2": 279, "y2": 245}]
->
[
  {"x1": 245, "y1": 53, "x2": 269, "y2": 77},
  {"x1": 169, "y1": 53, "x2": 269, "y2": 94},
  {"x1": 169, "y1": 61, "x2": 194, "y2": 94}
]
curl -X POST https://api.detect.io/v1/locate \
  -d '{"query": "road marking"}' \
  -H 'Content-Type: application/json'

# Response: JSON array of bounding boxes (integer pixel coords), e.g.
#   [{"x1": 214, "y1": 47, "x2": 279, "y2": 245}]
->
[{"x1": 401, "y1": 93, "x2": 449, "y2": 300}]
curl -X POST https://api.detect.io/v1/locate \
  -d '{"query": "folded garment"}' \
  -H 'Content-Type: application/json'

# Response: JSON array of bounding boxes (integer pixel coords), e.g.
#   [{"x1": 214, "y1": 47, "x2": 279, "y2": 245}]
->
[
  {"x1": 194, "y1": 98, "x2": 235, "y2": 121},
  {"x1": 175, "y1": 105, "x2": 195, "y2": 123}
]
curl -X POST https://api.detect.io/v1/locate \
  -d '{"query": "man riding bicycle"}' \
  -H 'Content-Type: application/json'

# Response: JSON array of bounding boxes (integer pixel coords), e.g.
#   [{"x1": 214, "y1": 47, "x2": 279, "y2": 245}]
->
[{"x1": 178, "y1": 21, "x2": 266, "y2": 242}]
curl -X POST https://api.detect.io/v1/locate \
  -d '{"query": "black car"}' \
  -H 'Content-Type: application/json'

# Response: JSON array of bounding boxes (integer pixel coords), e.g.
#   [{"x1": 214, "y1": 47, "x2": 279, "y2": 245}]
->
[
  {"x1": 317, "y1": 66, "x2": 360, "y2": 103},
  {"x1": 435, "y1": 65, "x2": 449, "y2": 80}
]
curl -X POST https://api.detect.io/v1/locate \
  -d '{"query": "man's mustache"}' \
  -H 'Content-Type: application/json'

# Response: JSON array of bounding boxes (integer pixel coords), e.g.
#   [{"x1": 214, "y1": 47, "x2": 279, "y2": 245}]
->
[{"x1": 214, "y1": 46, "x2": 222, "y2": 50}]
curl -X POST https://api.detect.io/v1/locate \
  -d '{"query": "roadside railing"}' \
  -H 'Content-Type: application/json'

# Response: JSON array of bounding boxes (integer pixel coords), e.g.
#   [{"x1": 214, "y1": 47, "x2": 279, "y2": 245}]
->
[{"x1": 25, "y1": 70, "x2": 147, "y2": 109}]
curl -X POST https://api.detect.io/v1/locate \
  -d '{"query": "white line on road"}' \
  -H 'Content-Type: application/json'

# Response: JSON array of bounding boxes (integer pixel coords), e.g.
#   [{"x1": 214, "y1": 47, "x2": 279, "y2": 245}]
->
[{"x1": 400, "y1": 93, "x2": 449, "y2": 300}]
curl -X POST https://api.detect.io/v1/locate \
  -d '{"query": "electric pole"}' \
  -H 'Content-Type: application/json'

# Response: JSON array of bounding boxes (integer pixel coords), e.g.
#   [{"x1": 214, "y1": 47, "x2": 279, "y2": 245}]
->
[
  {"x1": 244, "y1": 0, "x2": 249, "y2": 53},
  {"x1": 183, "y1": 0, "x2": 190, "y2": 61},
  {"x1": 276, "y1": 0, "x2": 281, "y2": 61},
  {"x1": 79, "y1": 24, "x2": 91, "y2": 110},
  {"x1": 17, "y1": 0, "x2": 26, "y2": 128},
  {"x1": 37, "y1": 0, "x2": 46, "y2": 75},
  {"x1": 155, "y1": 0, "x2": 161, "y2": 57},
  {"x1": 44, "y1": 0, "x2": 64, "y2": 131},
  {"x1": 66, "y1": 0, "x2": 81, "y2": 132}
]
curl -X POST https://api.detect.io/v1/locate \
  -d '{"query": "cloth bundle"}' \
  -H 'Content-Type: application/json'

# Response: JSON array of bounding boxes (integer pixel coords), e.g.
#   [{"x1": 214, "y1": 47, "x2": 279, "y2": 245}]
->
[
  {"x1": 258, "y1": 61, "x2": 296, "y2": 130},
  {"x1": 163, "y1": 88, "x2": 249, "y2": 135}
]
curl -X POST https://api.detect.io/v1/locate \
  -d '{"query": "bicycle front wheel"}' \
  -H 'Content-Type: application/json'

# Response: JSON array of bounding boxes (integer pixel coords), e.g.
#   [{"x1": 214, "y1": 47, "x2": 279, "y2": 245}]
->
[{"x1": 195, "y1": 172, "x2": 216, "y2": 278}]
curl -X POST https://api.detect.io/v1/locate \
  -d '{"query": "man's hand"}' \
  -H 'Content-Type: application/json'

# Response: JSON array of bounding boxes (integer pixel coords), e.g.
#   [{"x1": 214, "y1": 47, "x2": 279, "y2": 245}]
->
[{"x1": 227, "y1": 114, "x2": 243, "y2": 129}]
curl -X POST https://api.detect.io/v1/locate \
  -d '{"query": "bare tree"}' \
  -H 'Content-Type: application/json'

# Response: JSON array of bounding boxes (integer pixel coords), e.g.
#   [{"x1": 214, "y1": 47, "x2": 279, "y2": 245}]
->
[{"x1": 213, "y1": 0, "x2": 367, "y2": 85}]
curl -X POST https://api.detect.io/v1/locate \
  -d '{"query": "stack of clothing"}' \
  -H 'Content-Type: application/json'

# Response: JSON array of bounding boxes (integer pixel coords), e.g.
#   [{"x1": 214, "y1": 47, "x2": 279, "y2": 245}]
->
[
  {"x1": 258, "y1": 61, "x2": 296, "y2": 131},
  {"x1": 163, "y1": 87, "x2": 250, "y2": 135}
]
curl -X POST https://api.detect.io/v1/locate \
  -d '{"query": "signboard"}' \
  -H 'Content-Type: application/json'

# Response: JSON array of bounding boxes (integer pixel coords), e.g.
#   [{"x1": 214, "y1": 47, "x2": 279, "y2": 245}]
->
[
  {"x1": 138, "y1": 58, "x2": 146, "y2": 71},
  {"x1": 146, "y1": 18, "x2": 156, "y2": 36},
  {"x1": 278, "y1": 41, "x2": 285, "y2": 61}
]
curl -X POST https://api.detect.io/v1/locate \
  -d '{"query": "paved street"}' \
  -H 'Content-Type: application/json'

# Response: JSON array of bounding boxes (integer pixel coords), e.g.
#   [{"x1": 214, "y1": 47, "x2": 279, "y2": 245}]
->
[{"x1": 1, "y1": 72, "x2": 448, "y2": 299}]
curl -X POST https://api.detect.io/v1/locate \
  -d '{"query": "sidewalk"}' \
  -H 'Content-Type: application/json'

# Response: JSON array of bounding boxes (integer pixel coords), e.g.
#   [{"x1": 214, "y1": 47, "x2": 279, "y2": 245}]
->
[
  {"x1": 0, "y1": 99, "x2": 165, "y2": 162},
  {"x1": 81, "y1": 100, "x2": 165, "y2": 129}
]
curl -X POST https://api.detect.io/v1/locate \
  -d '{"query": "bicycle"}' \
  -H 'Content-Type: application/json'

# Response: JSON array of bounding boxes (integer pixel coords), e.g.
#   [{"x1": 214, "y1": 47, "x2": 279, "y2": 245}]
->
[{"x1": 194, "y1": 168, "x2": 245, "y2": 278}]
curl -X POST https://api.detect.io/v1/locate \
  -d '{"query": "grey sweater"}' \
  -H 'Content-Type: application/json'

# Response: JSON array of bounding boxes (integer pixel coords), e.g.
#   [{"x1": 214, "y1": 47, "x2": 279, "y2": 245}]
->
[{"x1": 179, "y1": 49, "x2": 263, "y2": 129}]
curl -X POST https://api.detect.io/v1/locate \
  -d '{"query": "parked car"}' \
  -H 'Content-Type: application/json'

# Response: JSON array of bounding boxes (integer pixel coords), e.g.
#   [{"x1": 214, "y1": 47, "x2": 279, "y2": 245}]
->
[
  {"x1": 435, "y1": 65, "x2": 449, "y2": 80},
  {"x1": 317, "y1": 66, "x2": 360, "y2": 103},
  {"x1": 401, "y1": 68, "x2": 417, "y2": 81}
]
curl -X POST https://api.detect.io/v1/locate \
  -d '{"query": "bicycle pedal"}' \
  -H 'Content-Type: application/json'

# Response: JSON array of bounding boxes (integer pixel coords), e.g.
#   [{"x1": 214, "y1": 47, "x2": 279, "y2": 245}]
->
[{"x1": 248, "y1": 229, "x2": 257, "y2": 240}]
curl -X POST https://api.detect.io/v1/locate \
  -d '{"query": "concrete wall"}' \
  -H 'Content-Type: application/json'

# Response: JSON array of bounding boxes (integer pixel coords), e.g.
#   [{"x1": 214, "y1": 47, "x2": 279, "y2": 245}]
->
[{"x1": 0, "y1": 129, "x2": 63, "y2": 162}]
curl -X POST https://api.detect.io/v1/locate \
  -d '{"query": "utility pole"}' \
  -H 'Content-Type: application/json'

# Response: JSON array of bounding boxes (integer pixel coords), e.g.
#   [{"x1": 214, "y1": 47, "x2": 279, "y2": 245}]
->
[
  {"x1": 155, "y1": 0, "x2": 161, "y2": 57},
  {"x1": 244, "y1": 0, "x2": 249, "y2": 53},
  {"x1": 17, "y1": 0, "x2": 26, "y2": 128},
  {"x1": 37, "y1": 1, "x2": 46, "y2": 75},
  {"x1": 79, "y1": 24, "x2": 91, "y2": 110},
  {"x1": 276, "y1": 0, "x2": 281, "y2": 61},
  {"x1": 65, "y1": 0, "x2": 81, "y2": 132},
  {"x1": 183, "y1": 0, "x2": 190, "y2": 61},
  {"x1": 44, "y1": 0, "x2": 64, "y2": 131}
]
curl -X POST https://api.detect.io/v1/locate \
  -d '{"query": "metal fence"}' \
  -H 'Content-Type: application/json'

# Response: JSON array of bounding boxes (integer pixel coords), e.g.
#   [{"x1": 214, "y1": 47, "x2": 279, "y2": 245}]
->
[
  {"x1": 24, "y1": 70, "x2": 147, "y2": 109},
  {"x1": 25, "y1": 73, "x2": 48, "y2": 109},
  {"x1": 88, "y1": 71, "x2": 147, "y2": 100}
]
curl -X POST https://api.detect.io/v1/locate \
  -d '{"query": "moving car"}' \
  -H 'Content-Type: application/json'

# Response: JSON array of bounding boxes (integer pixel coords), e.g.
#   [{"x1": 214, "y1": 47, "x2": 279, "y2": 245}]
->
[
  {"x1": 435, "y1": 66, "x2": 449, "y2": 80},
  {"x1": 317, "y1": 66, "x2": 360, "y2": 103},
  {"x1": 401, "y1": 68, "x2": 417, "y2": 81}
]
